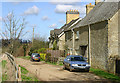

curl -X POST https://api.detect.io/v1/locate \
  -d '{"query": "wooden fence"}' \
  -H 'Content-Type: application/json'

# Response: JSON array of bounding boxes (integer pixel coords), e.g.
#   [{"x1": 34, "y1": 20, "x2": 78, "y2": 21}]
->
[
  {"x1": 5, "y1": 52, "x2": 22, "y2": 81},
  {"x1": 46, "y1": 50, "x2": 65, "y2": 58}
]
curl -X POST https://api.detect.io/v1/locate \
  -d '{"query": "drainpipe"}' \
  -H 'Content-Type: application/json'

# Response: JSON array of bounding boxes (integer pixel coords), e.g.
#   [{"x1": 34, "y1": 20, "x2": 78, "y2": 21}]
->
[
  {"x1": 71, "y1": 28, "x2": 75, "y2": 55},
  {"x1": 88, "y1": 24, "x2": 91, "y2": 65}
]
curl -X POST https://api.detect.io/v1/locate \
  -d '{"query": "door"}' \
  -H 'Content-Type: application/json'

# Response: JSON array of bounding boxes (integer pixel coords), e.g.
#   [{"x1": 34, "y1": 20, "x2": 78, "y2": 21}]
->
[
  {"x1": 116, "y1": 59, "x2": 120, "y2": 75},
  {"x1": 80, "y1": 46, "x2": 87, "y2": 57}
]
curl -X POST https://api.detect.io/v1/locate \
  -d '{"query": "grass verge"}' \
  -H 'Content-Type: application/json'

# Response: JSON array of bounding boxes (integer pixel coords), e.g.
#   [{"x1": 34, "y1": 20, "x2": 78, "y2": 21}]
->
[
  {"x1": 90, "y1": 68, "x2": 120, "y2": 82},
  {"x1": 2, "y1": 60, "x2": 8, "y2": 81},
  {"x1": 2, "y1": 60, "x2": 7, "y2": 68},
  {"x1": 19, "y1": 65, "x2": 39, "y2": 81},
  {"x1": 19, "y1": 65, "x2": 28, "y2": 74}
]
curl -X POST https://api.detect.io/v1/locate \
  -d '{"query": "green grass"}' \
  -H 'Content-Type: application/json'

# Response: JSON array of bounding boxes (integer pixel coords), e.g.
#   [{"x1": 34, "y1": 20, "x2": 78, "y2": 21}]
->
[
  {"x1": 19, "y1": 65, "x2": 29, "y2": 74},
  {"x1": 90, "y1": 68, "x2": 120, "y2": 82},
  {"x1": 2, "y1": 60, "x2": 8, "y2": 81},
  {"x1": 21, "y1": 75, "x2": 37, "y2": 81},
  {"x1": 46, "y1": 61, "x2": 63, "y2": 66},
  {"x1": 19, "y1": 65, "x2": 39, "y2": 81},
  {"x1": 2, "y1": 60, "x2": 7, "y2": 68},
  {"x1": 18, "y1": 56, "x2": 31, "y2": 60},
  {"x1": 2, "y1": 72, "x2": 8, "y2": 81}
]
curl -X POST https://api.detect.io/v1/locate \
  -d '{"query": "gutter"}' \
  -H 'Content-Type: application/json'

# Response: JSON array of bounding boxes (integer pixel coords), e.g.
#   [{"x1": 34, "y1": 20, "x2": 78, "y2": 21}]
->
[
  {"x1": 88, "y1": 24, "x2": 91, "y2": 65},
  {"x1": 71, "y1": 28, "x2": 75, "y2": 55}
]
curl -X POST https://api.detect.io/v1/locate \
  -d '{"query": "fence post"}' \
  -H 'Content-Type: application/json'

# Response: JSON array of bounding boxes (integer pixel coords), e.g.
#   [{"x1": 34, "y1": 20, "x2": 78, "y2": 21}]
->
[{"x1": 18, "y1": 66, "x2": 22, "y2": 81}]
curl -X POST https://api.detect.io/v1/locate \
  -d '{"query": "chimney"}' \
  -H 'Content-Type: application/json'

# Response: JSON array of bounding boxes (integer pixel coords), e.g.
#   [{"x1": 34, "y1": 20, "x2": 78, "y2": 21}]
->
[
  {"x1": 66, "y1": 10, "x2": 79, "y2": 24},
  {"x1": 86, "y1": 3, "x2": 95, "y2": 15},
  {"x1": 95, "y1": 0, "x2": 101, "y2": 5}
]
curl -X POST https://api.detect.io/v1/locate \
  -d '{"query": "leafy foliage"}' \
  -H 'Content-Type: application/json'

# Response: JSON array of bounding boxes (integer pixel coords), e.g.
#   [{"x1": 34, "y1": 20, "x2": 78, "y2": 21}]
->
[{"x1": 45, "y1": 53, "x2": 51, "y2": 62}]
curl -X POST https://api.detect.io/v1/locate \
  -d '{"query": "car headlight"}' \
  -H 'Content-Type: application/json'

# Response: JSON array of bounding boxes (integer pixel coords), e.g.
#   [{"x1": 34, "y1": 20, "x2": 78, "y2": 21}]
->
[
  {"x1": 72, "y1": 64, "x2": 78, "y2": 66},
  {"x1": 86, "y1": 64, "x2": 90, "y2": 66}
]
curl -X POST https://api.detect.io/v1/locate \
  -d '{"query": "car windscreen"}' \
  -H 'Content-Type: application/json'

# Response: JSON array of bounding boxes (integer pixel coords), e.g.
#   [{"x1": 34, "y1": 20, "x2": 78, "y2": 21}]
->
[
  {"x1": 32, "y1": 53, "x2": 40, "y2": 57},
  {"x1": 71, "y1": 57, "x2": 85, "y2": 61}
]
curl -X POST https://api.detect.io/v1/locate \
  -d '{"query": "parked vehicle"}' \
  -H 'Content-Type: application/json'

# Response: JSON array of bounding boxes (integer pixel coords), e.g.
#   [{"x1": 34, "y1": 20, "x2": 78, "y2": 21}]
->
[
  {"x1": 63, "y1": 55, "x2": 90, "y2": 72},
  {"x1": 31, "y1": 53, "x2": 40, "y2": 62}
]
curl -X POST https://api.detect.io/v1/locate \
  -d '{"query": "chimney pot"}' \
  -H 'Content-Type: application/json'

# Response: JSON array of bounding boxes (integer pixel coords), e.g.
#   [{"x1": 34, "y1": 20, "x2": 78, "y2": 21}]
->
[{"x1": 95, "y1": 0, "x2": 101, "y2": 5}]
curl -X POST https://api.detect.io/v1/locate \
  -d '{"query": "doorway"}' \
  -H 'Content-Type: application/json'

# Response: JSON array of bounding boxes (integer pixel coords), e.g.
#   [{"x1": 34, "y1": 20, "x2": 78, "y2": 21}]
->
[
  {"x1": 116, "y1": 59, "x2": 120, "y2": 75},
  {"x1": 80, "y1": 46, "x2": 87, "y2": 57}
]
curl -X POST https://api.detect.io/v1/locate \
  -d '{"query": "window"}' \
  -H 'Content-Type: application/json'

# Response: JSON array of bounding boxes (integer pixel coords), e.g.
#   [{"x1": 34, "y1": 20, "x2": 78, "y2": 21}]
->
[
  {"x1": 65, "y1": 32, "x2": 68, "y2": 41},
  {"x1": 76, "y1": 31, "x2": 79, "y2": 39}
]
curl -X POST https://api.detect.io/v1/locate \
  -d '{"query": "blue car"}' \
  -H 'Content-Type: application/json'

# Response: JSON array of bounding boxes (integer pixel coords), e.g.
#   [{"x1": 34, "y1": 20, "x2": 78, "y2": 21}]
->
[{"x1": 63, "y1": 55, "x2": 90, "y2": 72}]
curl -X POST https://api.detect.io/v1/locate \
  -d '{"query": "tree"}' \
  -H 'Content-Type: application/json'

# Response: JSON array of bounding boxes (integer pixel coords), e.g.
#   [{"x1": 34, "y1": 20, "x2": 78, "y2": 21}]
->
[
  {"x1": 0, "y1": 12, "x2": 28, "y2": 54},
  {"x1": 29, "y1": 34, "x2": 49, "y2": 53}
]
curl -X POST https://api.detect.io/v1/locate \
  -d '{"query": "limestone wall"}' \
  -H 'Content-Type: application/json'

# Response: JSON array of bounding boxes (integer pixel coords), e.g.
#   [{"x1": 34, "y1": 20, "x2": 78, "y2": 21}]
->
[
  {"x1": 90, "y1": 21, "x2": 108, "y2": 70},
  {"x1": 58, "y1": 34, "x2": 65, "y2": 50}
]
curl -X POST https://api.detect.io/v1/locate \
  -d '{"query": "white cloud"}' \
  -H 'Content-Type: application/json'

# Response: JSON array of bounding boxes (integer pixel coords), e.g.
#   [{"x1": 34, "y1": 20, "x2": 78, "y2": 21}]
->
[
  {"x1": 42, "y1": 16, "x2": 49, "y2": 21},
  {"x1": 58, "y1": 19, "x2": 65, "y2": 24},
  {"x1": 49, "y1": 24, "x2": 57, "y2": 29},
  {"x1": 55, "y1": 4, "x2": 86, "y2": 14},
  {"x1": 23, "y1": 5, "x2": 39, "y2": 16}
]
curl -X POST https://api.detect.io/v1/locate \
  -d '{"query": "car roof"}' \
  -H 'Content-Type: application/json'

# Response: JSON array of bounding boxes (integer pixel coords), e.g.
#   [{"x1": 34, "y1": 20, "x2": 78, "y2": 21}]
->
[
  {"x1": 32, "y1": 53, "x2": 38, "y2": 55},
  {"x1": 68, "y1": 55, "x2": 83, "y2": 57}
]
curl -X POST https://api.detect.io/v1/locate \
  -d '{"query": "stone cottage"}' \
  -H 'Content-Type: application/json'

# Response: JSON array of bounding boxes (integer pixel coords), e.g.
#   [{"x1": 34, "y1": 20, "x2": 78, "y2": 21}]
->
[
  {"x1": 65, "y1": 1, "x2": 120, "y2": 74},
  {"x1": 49, "y1": 29, "x2": 61, "y2": 49},
  {"x1": 49, "y1": 10, "x2": 80, "y2": 51}
]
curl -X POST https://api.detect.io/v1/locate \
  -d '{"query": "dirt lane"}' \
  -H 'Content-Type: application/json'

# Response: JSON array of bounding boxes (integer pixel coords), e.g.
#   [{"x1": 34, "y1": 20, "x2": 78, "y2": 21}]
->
[{"x1": 16, "y1": 58, "x2": 108, "y2": 81}]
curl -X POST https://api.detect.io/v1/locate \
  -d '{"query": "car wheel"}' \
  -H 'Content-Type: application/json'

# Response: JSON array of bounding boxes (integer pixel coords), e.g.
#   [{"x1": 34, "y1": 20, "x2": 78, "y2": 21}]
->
[
  {"x1": 70, "y1": 68, "x2": 73, "y2": 72},
  {"x1": 63, "y1": 64, "x2": 66, "y2": 70},
  {"x1": 30, "y1": 58, "x2": 33, "y2": 61},
  {"x1": 86, "y1": 69, "x2": 89, "y2": 72}
]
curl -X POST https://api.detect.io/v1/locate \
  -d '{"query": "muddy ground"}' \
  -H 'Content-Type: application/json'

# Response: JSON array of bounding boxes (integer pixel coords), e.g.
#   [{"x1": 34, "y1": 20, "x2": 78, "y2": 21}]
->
[{"x1": 16, "y1": 58, "x2": 109, "y2": 82}]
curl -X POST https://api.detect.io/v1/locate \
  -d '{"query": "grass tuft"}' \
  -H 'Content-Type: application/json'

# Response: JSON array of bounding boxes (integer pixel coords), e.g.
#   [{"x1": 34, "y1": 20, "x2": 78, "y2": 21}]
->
[
  {"x1": 2, "y1": 60, "x2": 7, "y2": 68},
  {"x1": 90, "y1": 68, "x2": 120, "y2": 82},
  {"x1": 19, "y1": 65, "x2": 39, "y2": 81},
  {"x1": 2, "y1": 60, "x2": 8, "y2": 81}
]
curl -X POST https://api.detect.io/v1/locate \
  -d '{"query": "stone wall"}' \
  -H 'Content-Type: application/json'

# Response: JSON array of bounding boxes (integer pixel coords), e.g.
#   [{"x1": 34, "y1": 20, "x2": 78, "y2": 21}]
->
[
  {"x1": 65, "y1": 31, "x2": 73, "y2": 55},
  {"x1": 90, "y1": 21, "x2": 108, "y2": 71},
  {"x1": 58, "y1": 34, "x2": 65, "y2": 50},
  {"x1": 108, "y1": 11, "x2": 119, "y2": 73},
  {"x1": 108, "y1": 11, "x2": 118, "y2": 58},
  {"x1": 74, "y1": 26, "x2": 88, "y2": 56}
]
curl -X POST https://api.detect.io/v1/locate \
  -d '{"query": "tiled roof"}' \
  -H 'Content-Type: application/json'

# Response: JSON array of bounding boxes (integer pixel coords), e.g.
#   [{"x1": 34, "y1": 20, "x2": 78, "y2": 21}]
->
[{"x1": 74, "y1": 2, "x2": 119, "y2": 29}]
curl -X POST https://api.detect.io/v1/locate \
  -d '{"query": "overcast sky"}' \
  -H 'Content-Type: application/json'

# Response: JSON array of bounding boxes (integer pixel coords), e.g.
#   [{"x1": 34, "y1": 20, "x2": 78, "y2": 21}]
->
[{"x1": 0, "y1": 0, "x2": 104, "y2": 40}]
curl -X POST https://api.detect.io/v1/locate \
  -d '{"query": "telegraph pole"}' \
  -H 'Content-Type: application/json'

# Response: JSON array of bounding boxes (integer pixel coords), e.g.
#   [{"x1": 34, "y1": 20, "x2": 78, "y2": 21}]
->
[{"x1": 32, "y1": 25, "x2": 36, "y2": 44}]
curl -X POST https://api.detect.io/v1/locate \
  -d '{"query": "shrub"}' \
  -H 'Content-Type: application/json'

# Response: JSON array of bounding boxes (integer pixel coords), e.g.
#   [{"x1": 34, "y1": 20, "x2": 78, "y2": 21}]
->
[
  {"x1": 40, "y1": 53, "x2": 46, "y2": 60},
  {"x1": 38, "y1": 48, "x2": 46, "y2": 53},
  {"x1": 45, "y1": 53, "x2": 51, "y2": 62},
  {"x1": 33, "y1": 49, "x2": 38, "y2": 53},
  {"x1": 28, "y1": 51, "x2": 32, "y2": 56}
]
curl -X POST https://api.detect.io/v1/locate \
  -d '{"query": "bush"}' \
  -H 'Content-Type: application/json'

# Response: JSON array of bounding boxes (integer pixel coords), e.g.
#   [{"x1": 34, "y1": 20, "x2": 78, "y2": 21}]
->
[
  {"x1": 33, "y1": 49, "x2": 38, "y2": 53},
  {"x1": 28, "y1": 51, "x2": 32, "y2": 56},
  {"x1": 45, "y1": 53, "x2": 51, "y2": 62},
  {"x1": 40, "y1": 53, "x2": 46, "y2": 60},
  {"x1": 38, "y1": 48, "x2": 46, "y2": 53}
]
